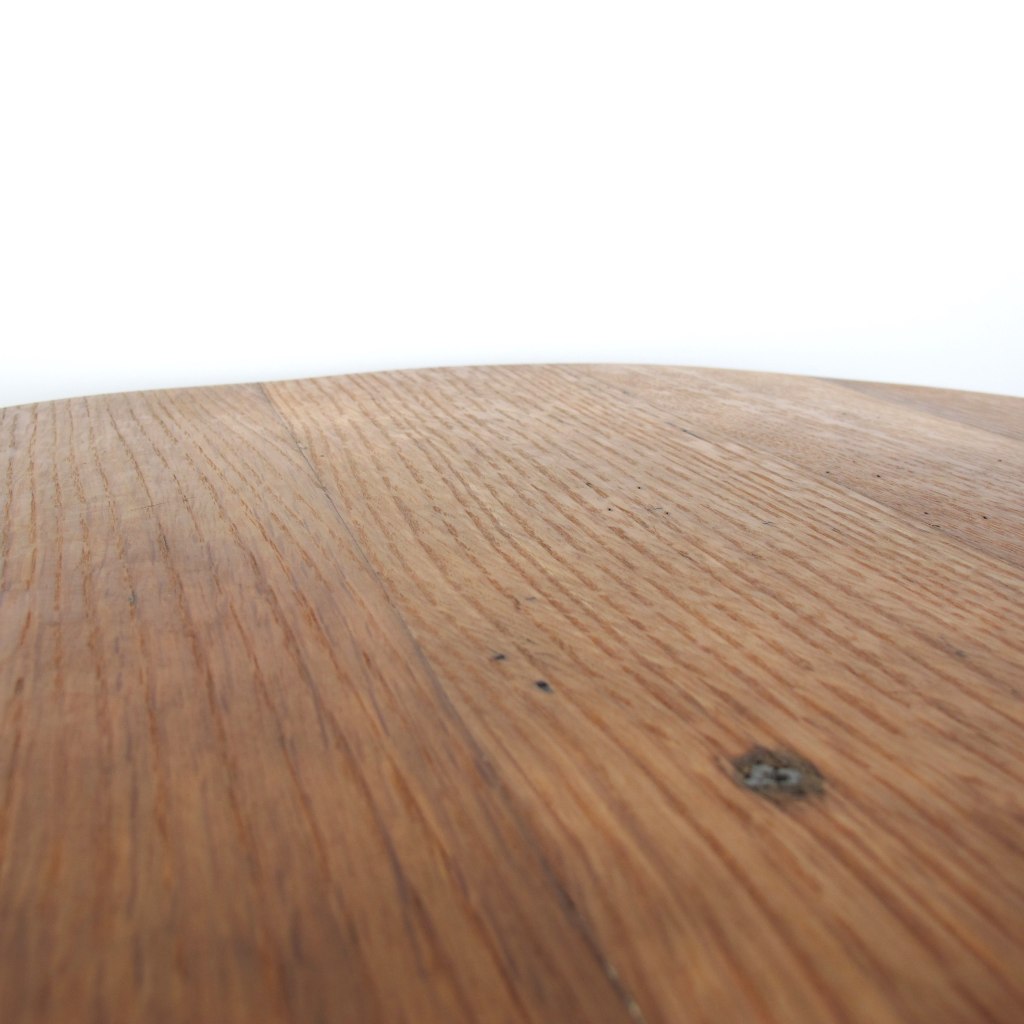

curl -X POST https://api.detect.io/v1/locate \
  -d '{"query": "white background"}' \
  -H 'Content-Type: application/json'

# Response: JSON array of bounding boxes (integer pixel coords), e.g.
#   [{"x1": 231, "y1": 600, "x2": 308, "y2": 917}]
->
[{"x1": 2, "y1": 0, "x2": 1022, "y2": 408}]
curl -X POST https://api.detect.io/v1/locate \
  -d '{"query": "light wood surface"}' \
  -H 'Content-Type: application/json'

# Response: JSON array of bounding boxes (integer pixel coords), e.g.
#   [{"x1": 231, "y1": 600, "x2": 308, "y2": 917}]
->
[{"x1": 2, "y1": 365, "x2": 1023, "y2": 1024}]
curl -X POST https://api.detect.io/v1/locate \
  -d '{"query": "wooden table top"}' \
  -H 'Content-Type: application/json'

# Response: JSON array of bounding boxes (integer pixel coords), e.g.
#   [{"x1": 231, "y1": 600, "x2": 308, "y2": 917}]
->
[{"x1": 2, "y1": 365, "x2": 1023, "y2": 1024}]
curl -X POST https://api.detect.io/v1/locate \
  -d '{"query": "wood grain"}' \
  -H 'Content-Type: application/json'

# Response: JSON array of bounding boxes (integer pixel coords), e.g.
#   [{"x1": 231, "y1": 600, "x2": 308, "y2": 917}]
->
[{"x1": 2, "y1": 366, "x2": 1023, "y2": 1024}]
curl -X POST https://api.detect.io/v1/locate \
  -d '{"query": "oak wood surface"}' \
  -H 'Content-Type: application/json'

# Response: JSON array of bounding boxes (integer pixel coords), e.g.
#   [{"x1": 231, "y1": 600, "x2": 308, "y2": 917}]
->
[{"x1": 1, "y1": 365, "x2": 1023, "y2": 1024}]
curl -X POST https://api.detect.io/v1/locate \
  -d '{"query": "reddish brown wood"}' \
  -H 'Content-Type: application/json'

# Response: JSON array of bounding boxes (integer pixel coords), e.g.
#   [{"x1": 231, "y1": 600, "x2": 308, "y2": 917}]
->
[{"x1": 2, "y1": 366, "x2": 1023, "y2": 1023}]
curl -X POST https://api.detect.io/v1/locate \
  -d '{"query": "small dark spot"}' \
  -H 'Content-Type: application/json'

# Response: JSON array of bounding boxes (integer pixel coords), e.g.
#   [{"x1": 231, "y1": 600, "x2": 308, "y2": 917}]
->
[
  {"x1": 637, "y1": 485, "x2": 642, "y2": 489},
  {"x1": 491, "y1": 653, "x2": 506, "y2": 661},
  {"x1": 586, "y1": 481, "x2": 593, "y2": 487},
  {"x1": 731, "y1": 747, "x2": 824, "y2": 803},
  {"x1": 955, "y1": 649, "x2": 967, "y2": 658},
  {"x1": 930, "y1": 524, "x2": 941, "y2": 529},
  {"x1": 534, "y1": 680, "x2": 553, "y2": 693},
  {"x1": 607, "y1": 507, "x2": 613, "y2": 511},
  {"x1": 525, "y1": 596, "x2": 537, "y2": 602},
  {"x1": 983, "y1": 515, "x2": 989, "y2": 520},
  {"x1": 761, "y1": 520, "x2": 773, "y2": 526},
  {"x1": 128, "y1": 591, "x2": 137, "y2": 607},
  {"x1": 875, "y1": 474, "x2": 882, "y2": 478}
]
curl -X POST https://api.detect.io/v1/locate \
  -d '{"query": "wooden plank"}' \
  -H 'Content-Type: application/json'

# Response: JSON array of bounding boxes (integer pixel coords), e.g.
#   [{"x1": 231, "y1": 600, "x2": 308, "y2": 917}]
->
[
  {"x1": 3, "y1": 366, "x2": 1024, "y2": 1023},
  {"x1": 0, "y1": 383, "x2": 632, "y2": 1024}
]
